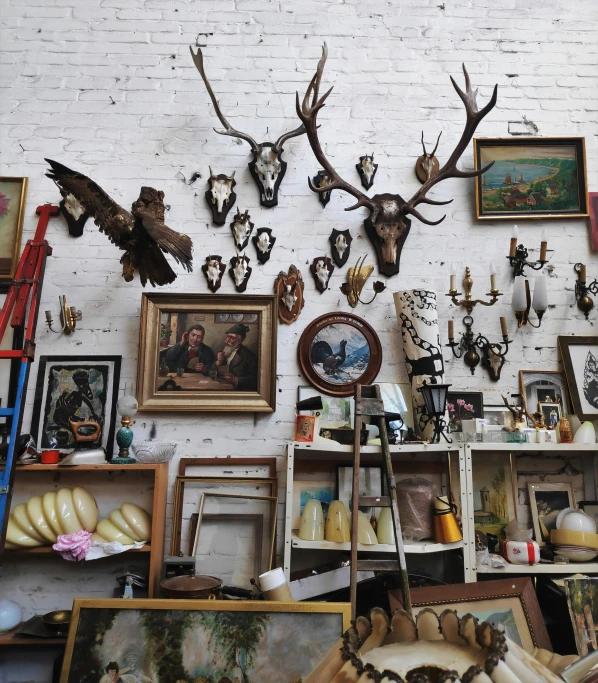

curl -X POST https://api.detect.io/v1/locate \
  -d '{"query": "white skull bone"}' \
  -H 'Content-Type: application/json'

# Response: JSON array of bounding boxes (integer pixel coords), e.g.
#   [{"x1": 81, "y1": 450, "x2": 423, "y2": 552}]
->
[
  {"x1": 209, "y1": 167, "x2": 235, "y2": 214},
  {"x1": 206, "y1": 259, "x2": 222, "y2": 287},
  {"x1": 282, "y1": 283, "x2": 297, "y2": 312},
  {"x1": 233, "y1": 256, "x2": 249, "y2": 288},
  {"x1": 361, "y1": 154, "x2": 375, "y2": 186},
  {"x1": 335, "y1": 234, "x2": 348, "y2": 259},
  {"x1": 257, "y1": 231, "x2": 271, "y2": 254},
  {"x1": 315, "y1": 259, "x2": 330, "y2": 288},
  {"x1": 254, "y1": 148, "x2": 281, "y2": 203}
]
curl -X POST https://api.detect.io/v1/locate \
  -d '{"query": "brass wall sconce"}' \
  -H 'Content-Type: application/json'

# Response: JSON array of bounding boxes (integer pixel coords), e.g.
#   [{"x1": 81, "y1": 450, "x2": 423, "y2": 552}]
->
[
  {"x1": 575, "y1": 263, "x2": 598, "y2": 319},
  {"x1": 45, "y1": 295, "x2": 82, "y2": 335},
  {"x1": 340, "y1": 256, "x2": 385, "y2": 307},
  {"x1": 507, "y1": 225, "x2": 548, "y2": 277},
  {"x1": 511, "y1": 275, "x2": 547, "y2": 328},
  {"x1": 446, "y1": 315, "x2": 511, "y2": 382},
  {"x1": 447, "y1": 263, "x2": 501, "y2": 315}
]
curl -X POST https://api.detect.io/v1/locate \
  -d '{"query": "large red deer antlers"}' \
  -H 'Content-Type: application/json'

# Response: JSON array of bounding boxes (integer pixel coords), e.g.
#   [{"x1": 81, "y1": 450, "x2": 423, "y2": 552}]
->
[
  {"x1": 297, "y1": 44, "x2": 498, "y2": 277},
  {"x1": 190, "y1": 46, "x2": 311, "y2": 208}
]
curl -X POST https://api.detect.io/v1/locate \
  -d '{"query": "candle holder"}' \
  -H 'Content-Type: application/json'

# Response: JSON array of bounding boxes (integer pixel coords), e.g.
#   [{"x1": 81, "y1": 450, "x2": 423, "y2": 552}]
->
[
  {"x1": 446, "y1": 315, "x2": 511, "y2": 382},
  {"x1": 511, "y1": 276, "x2": 547, "y2": 328},
  {"x1": 447, "y1": 265, "x2": 502, "y2": 315},
  {"x1": 574, "y1": 263, "x2": 598, "y2": 319},
  {"x1": 507, "y1": 226, "x2": 548, "y2": 278}
]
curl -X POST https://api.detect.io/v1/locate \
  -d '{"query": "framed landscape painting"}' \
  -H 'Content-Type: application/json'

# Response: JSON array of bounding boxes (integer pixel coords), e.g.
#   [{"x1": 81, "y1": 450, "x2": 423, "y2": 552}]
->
[
  {"x1": 61, "y1": 599, "x2": 350, "y2": 683},
  {"x1": 0, "y1": 176, "x2": 27, "y2": 284},
  {"x1": 473, "y1": 137, "x2": 588, "y2": 220},
  {"x1": 137, "y1": 293, "x2": 277, "y2": 412}
]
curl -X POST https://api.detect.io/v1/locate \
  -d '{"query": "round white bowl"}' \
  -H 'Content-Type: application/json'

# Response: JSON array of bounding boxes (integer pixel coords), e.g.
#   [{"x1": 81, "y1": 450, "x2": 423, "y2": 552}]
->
[
  {"x1": 0, "y1": 600, "x2": 22, "y2": 633},
  {"x1": 557, "y1": 508, "x2": 596, "y2": 534},
  {"x1": 132, "y1": 441, "x2": 176, "y2": 464},
  {"x1": 554, "y1": 546, "x2": 598, "y2": 562}
]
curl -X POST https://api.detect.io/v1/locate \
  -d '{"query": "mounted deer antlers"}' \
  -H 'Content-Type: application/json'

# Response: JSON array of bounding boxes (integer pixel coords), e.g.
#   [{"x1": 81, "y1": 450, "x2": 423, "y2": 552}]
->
[
  {"x1": 190, "y1": 46, "x2": 308, "y2": 208},
  {"x1": 297, "y1": 44, "x2": 498, "y2": 277},
  {"x1": 415, "y1": 131, "x2": 442, "y2": 184}
]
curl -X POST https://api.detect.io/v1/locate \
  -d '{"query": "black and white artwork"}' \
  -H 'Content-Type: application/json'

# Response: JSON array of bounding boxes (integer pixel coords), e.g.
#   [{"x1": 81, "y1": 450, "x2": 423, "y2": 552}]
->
[
  {"x1": 559, "y1": 337, "x2": 598, "y2": 420},
  {"x1": 31, "y1": 356, "x2": 121, "y2": 456},
  {"x1": 393, "y1": 289, "x2": 445, "y2": 440}
]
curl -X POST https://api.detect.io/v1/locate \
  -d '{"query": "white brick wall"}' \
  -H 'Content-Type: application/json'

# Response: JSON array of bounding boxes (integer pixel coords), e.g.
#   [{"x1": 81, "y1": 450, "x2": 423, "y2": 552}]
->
[{"x1": 0, "y1": 0, "x2": 597, "y2": 678}]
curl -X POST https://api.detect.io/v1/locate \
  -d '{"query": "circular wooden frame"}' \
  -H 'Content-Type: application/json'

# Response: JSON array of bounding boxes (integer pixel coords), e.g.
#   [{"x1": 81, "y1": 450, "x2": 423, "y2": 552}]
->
[{"x1": 298, "y1": 312, "x2": 382, "y2": 397}]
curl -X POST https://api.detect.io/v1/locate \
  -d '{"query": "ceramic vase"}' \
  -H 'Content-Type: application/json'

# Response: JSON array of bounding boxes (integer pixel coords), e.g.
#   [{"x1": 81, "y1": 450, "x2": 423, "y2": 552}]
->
[
  {"x1": 573, "y1": 421, "x2": 596, "y2": 444},
  {"x1": 325, "y1": 500, "x2": 350, "y2": 543},
  {"x1": 393, "y1": 290, "x2": 445, "y2": 440},
  {"x1": 357, "y1": 510, "x2": 378, "y2": 544},
  {"x1": 376, "y1": 508, "x2": 394, "y2": 545},
  {"x1": 299, "y1": 499, "x2": 325, "y2": 541}
]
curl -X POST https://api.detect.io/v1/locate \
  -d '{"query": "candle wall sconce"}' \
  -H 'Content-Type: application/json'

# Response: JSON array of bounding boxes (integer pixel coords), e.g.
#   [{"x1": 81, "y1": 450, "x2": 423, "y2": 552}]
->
[
  {"x1": 574, "y1": 263, "x2": 598, "y2": 319},
  {"x1": 447, "y1": 263, "x2": 502, "y2": 315},
  {"x1": 446, "y1": 315, "x2": 511, "y2": 382},
  {"x1": 340, "y1": 256, "x2": 386, "y2": 307},
  {"x1": 507, "y1": 225, "x2": 548, "y2": 277},
  {"x1": 511, "y1": 275, "x2": 548, "y2": 328},
  {"x1": 45, "y1": 295, "x2": 82, "y2": 335}
]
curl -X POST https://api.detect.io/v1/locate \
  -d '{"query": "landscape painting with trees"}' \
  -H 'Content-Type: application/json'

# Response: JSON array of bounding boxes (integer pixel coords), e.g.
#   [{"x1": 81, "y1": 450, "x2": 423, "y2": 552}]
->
[
  {"x1": 62, "y1": 601, "x2": 348, "y2": 683},
  {"x1": 472, "y1": 454, "x2": 515, "y2": 539},
  {"x1": 474, "y1": 138, "x2": 588, "y2": 219}
]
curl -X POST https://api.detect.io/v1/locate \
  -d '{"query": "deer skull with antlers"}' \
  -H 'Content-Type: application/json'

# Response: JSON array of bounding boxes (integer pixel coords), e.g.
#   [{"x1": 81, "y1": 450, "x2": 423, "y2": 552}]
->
[
  {"x1": 415, "y1": 131, "x2": 442, "y2": 184},
  {"x1": 190, "y1": 46, "x2": 307, "y2": 208},
  {"x1": 297, "y1": 45, "x2": 498, "y2": 277}
]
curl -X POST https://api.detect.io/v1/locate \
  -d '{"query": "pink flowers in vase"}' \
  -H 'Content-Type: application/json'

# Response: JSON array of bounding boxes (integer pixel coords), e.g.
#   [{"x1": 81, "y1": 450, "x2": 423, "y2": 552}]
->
[
  {"x1": 0, "y1": 193, "x2": 10, "y2": 219},
  {"x1": 447, "y1": 398, "x2": 475, "y2": 432}
]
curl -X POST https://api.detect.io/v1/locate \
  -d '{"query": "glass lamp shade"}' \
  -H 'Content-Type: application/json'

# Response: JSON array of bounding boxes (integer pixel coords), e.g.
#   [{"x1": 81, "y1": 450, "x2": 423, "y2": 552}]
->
[
  {"x1": 117, "y1": 394, "x2": 138, "y2": 419},
  {"x1": 418, "y1": 381, "x2": 451, "y2": 417},
  {"x1": 532, "y1": 276, "x2": 548, "y2": 312},
  {"x1": 511, "y1": 276, "x2": 527, "y2": 312}
]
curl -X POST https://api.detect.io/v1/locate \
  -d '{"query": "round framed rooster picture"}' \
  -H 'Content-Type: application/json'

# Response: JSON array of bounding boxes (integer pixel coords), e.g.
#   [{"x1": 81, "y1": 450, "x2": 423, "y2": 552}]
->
[{"x1": 298, "y1": 312, "x2": 382, "y2": 396}]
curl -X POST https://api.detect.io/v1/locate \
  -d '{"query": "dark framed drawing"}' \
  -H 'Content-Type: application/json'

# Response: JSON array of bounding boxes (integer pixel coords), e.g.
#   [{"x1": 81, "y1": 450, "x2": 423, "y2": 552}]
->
[
  {"x1": 388, "y1": 578, "x2": 552, "y2": 653},
  {"x1": 446, "y1": 391, "x2": 483, "y2": 432},
  {"x1": 60, "y1": 598, "x2": 351, "y2": 682},
  {"x1": 297, "y1": 312, "x2": 382, "y2": 397},
  {"x1": 137, "y1": 293, "x2": 277, "y2": 412},
  {"x1": 473, "y1": 137, "x2": 589, "y2": 220},
  {"x1": 31, "y1": 355, "x2": 121, "y2": 457},
  {"x1": 0, "y1": 177, "x2": 27, "y2": 285},
  {"x1": 589, "y1": 191, "x2": 598, "y2": 251},
  {"x1": 559, "y1": 336, "x2": 598, "y2": 421}
]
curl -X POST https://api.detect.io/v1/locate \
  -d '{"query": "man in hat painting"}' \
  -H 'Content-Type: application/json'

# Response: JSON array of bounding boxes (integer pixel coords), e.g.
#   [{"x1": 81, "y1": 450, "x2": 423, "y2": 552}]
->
[{"x1": 215, "y1": 324, "x2": 258, "y2": 390}]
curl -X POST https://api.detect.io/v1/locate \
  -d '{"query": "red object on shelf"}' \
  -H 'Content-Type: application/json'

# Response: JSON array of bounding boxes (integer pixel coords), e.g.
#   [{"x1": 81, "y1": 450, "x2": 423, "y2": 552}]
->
[{"x1": 40, "y1": 450, "x2": 60, "y2": 464}]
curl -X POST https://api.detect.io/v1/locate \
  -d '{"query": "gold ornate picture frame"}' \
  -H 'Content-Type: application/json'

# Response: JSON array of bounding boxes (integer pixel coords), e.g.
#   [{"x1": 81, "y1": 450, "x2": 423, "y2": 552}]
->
[
  {"x1": 0, "y1": 176, "x2": 28, "y2": 284},
  {"x1": 137, "y1": 293, "x2": 277, "y2": 412}
]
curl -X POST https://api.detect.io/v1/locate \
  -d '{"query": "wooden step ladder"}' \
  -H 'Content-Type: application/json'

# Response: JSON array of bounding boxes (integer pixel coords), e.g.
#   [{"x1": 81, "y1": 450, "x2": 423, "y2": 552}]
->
[{"x1": 350, "y1": 383, "x2": 412, "y2": 619}]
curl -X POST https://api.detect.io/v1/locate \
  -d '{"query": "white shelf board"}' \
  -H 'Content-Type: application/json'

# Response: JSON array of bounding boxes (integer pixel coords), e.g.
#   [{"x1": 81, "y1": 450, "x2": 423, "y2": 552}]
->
[
  {"x1": 291, "y1": 531, "x2": 462, "y2": 554},
  {"x1": 291, "y1": 441, "x2": 459, "y2": 455},
  {"x1": 467, "y1": 443, "x2": 598, "y2": 453},
  {"x1": 477, "y1": 562, "x2": 598, "y2": 574}
]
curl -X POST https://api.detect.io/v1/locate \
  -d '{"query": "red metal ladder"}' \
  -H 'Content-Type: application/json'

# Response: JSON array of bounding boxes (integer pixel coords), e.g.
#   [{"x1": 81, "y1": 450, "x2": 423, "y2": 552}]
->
[{"x1": 0, "y1": 204, "x2": 58, "y2": 552}]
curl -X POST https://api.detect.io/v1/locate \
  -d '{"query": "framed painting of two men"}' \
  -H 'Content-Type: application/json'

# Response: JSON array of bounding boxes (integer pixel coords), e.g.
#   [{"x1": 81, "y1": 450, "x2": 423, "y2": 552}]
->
[{"x1": 137, "y1": 294, "x2": 277, "y2": 412}]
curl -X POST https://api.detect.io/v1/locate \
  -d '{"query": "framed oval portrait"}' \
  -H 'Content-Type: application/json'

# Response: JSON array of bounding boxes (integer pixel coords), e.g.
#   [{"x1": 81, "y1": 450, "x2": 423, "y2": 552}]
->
[{"x1": 298, "y1": 312, "x2": 382, "y2": 396}]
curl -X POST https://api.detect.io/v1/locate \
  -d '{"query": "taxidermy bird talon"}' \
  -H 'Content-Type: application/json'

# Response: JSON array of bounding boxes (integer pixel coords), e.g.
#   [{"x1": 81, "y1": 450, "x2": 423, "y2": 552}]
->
[{"x1": 45, "y1": 159, "x2": 193, "y2": 287}]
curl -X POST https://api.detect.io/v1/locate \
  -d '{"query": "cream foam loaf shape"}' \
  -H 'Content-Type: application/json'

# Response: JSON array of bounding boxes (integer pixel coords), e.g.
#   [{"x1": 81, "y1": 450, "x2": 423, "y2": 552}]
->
[
  {"x1": 96, "y1": 519, "x2": 135, "y2": 545},
  {"x1": 42, "y1": 492, "x2": 64, "y2": 537},
  {"x1": 109, "y1": 509, "x2": 143, "y2": 542},
  {"x1": 120, "y1": 502, "x2": 152, "y2": 541},
  {"x1": 26, "y1": 496, "x2": 57, "y2": 544},
  {"x1": 11, "y1": 503, "x2": 46, "y2": 544},
  {"x1": 72, "y1": 487, "x2": 99, "y2": 532},
  {"x1": 6, "y1": 518, "x2": 43, "y2": 547}
]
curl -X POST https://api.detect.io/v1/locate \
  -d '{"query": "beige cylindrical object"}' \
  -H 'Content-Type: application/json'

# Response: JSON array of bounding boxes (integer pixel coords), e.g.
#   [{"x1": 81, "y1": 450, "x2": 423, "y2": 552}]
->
[
  {"x1": 500, "y1": 316, "x2": 508, "y2": 337},
  {"x1": 448, "y1": 319, "x2": 454, "y2": 341},
  {"x1": 325, "y1": 500, "x2": 350, "y2": 543},
  {"x1": 377, "y1": 508, "x2": 394, "y2": 545},
  {"x1": 509, "y1": 236, "x2": 517, "y2": 258},
  {"x1": 357, "y1": 511, "x2": 378, "y2": 545},
  {"x1": 298, "y1": 499, "x2": 325, "y2": 541},
  {"x1": 580, "y1": 263, "x2": 587, "y2": 283},
  {"x1": 259, "y1": 568, "x2": 294, "y2": 602},
  {"x1": 540, "y1": 240, "x2": 547, "y2": 262},
  {"x1": 490, "y1": 273, "x2": 497, "y2": 292}
]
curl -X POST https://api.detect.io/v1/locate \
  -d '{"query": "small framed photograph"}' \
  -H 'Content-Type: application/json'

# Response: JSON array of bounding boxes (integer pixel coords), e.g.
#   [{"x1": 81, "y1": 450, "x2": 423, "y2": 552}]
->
[
  {"x1": 447, "y1": 392, "x2": 484, "y2": 433},
  {"x1": 528, "y1": 481, "x2": 575, "y2": 546},
  {"x1": 0, "y1": 177, "x2": 28, "y2": 285},
  {"x1": 294, "y1": 414, "x2": 316, "y2": 443},
  {"x1": 519, "y1": 369, "x2": 569, "y2": 417},
  {"x1": 539, "y1": 402, "x2": 561, "y2": 430},
  {"x1": 473, "y1": 137, "x2": 589, "y2": 220},
  {"x1": 559, "y1": 335, "x2": 598, "y2": 421},
  {"x1": 482, "y1": 405, "x2": 514, "y2": 431},
  {"x1": 336, "y1": 466, "x2": 382, "y2": 513}
]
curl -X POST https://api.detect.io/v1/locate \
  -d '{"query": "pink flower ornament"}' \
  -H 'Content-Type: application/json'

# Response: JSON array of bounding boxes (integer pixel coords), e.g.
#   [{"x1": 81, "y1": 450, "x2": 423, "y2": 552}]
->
[{"x1": 53, "y1": 530, "x2": 92, "y2": 561}]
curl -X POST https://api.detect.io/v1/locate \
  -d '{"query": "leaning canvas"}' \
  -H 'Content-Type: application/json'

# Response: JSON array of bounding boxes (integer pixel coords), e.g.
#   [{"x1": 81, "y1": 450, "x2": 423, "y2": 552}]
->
[{"x1": 61, "y1": 599, "x2": 350, "y2": 683}]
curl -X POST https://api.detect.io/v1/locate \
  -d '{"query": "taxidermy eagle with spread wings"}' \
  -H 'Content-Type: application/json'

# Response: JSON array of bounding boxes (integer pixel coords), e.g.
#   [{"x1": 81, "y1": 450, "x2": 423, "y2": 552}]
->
[{"x1": 45, "y1": 159, "x2": 193, "y2": 287}]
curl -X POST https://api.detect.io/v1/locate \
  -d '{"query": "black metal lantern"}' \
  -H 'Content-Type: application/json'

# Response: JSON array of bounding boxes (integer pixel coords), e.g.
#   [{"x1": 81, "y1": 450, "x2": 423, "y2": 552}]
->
[{"x1": 417, "y1": 380, "x2": 452, "y2": 444}]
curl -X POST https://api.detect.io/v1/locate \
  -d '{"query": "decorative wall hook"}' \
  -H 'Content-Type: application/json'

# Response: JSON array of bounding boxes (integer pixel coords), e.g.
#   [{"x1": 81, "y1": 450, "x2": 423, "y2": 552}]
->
[
  {"x1": 507, "y1": 225, "x2": 548, "y2": 277},
  {"x1": 274, "y1": 265, "x2": 304, "y2": 324},
  {"x1": 511, "y1": 275, "x2": 547, "y2": 328},
  {"x1": 329, "y1": 228, "x2": 352, "y2": 267},
  {"x1": 415, "y1": 131, "x2": 441, "y2": 184},
  {"x1": 356, "y1": 154, "x2": 378, "y2": 190},
  {"x1": 310, "y1": 256, "x2": 334, "y2": 293},
  {"x1": 447, "y1": 263, "x2": 502, "y2": 315},
  {"x1": 252, "y1": 228, "x2": 276, "y2": 264},
  {"x1": 229, "y1": 254, "x2": 252, "y2": 292},
  {"x1": 340, "y1": 256, "x2": 385, "y2": 307},
  {"x1": 575, "y1": 263, "x2": 598, "y2": 319},
  {"x1": 205, "y1": 167, "x2": 236, "y2": 225},
  {"x1": 45, "y1": 295, "x2": 82, "y2": 335},
  {"x1": 446, "y1": 314, "x2": 510, "y2": 381},
  {"x1": 312, "y1": 170, "x2": 334, "y2": 207},
  {"x1": 202, "y1": 255, "x2": 226, "y2": 292},
  {"x1": 230, "y1": 208, "x2": 254, "y2": 251}
]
